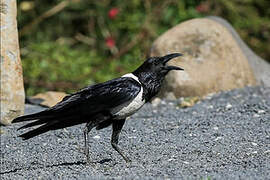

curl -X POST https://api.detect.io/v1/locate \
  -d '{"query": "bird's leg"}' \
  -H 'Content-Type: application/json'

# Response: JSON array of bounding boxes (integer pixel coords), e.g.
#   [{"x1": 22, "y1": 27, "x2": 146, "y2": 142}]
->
[
  {"x1": 84, "y1": 121, "x2": 96, "y2": 164},
  {"x1": 111, "y1": 119, "x2": 131, "y2": 163}
]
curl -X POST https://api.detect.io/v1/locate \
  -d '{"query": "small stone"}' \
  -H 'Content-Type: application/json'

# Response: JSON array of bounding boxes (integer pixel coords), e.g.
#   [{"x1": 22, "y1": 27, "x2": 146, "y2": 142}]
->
[
  {"x1": 251, "y1": 142, "x2": 258, "y2": 146},
  {"x1": 93, "y1": 135, "x2": 100, "y2": 139},
  {"x1": 253, "y1": 114, "x2": 260, "y2": 118},
  {"x1": 182, "y1": 161, "x2": 189, "y2": 164},
  {"x1": 128, "y1": 136, "x2": 137, "y2": 139},
  {"x1": 151, "y1": 97, "x2": 162, "y2": 107},
  {"x1": 204, "y1": 93, "x2": 215, "y2": 100},
  {"x1": 226, "y1": 103, "x2": 232, "y2": 110},
  {"x1": 192, "y1": 111, "x2": 197, "y2": 115},
  {"x1": 214, "y1": 137, "x2": 223, "y2": 141},
  {"x1": 257, "y1": 110, "x2": 265, "y2": 114},
  {"x1": 161, "y1": 100, "x2": 167, "y2": 105},
  {"x1": 179, "y1": 97, "x2": 200, "y2": 108}
]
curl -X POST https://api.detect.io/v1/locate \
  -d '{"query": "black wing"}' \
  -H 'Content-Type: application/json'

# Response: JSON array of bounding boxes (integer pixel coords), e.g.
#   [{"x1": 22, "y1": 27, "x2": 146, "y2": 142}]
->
[
  {"x1": 13, "y1": 77, "x2": 141, "y2": 139},
  {"x1": 51, "y1": 76, "x2": 142, "y2": 115},
  {"x1": 14, "y1": 76, "x2": 141, "y2": 123}
]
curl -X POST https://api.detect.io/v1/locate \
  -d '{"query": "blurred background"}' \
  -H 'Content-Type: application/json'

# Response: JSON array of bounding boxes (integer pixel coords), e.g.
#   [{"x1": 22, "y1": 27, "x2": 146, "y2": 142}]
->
[{"x1": 18, "y1": 0, "x2": 270, "y2": 96}]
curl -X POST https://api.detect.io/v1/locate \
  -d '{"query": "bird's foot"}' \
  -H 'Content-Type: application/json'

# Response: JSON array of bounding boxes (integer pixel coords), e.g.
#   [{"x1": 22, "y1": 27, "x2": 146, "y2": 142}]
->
[
  {"x1": 124, "y1": 158, "x2": 133, "y2": 168},
  {"x1": 85, "y1": 154, "x2": 95, "y2": 167}
]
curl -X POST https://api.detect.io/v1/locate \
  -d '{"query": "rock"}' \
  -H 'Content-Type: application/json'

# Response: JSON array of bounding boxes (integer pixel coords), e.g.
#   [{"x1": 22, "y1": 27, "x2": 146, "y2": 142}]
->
[
  {"x1": 30, "y1": 91, "x2": 68, "y2": 107},
  {"x1": 0, "y1": 0, "x2": 25, "y2": 125},
  {"x1": 179, "y1": 97, "x2": 200, "y2": 108},
  {"x1": 151, "y1": 17, "x2": 257, "y2": 98},
  {"x1": 151, "y1": 97, "x2": 162, "y2": 107},
  {"x1": 208, "y1": 16, "x2": 270, "y2": 87}
]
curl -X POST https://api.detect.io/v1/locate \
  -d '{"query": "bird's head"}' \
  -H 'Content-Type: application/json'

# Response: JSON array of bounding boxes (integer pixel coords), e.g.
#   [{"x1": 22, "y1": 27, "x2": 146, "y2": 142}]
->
[
  {"x1": 132, "y1": 53, "x2": 183, "y2": 101},
  {"x1": 133, "y1": 53, "x2": 184, "y2": 79}
]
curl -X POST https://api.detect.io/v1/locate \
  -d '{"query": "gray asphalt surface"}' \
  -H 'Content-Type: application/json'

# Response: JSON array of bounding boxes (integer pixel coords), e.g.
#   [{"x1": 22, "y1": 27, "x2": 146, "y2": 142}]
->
[{"x1": 1, "y1": 86, "x2": 269, "y2": 179}]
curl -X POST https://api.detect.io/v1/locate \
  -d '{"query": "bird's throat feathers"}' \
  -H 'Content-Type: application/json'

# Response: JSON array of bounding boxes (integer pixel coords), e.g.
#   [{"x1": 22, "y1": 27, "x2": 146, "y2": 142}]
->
[{"x1": 129, "y1": 72, "x2": 164, "y2": 102}]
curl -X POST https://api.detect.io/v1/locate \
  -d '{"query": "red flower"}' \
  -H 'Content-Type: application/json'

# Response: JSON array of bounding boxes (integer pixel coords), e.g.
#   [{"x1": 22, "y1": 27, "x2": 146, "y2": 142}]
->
[
  {"x1": 105, "y1": 37, "x2": 115, "y2": 48},
  {"x1": 108, "y1": 8, "x2": 119, "y2": 19},
  {"x1": 196, "y1": 3, "x2": 209, "y2": 13}
]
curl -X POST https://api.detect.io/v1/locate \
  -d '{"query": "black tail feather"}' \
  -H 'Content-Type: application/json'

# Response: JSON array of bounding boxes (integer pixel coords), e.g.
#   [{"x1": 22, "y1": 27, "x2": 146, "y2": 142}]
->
[
  {"x1": 13, "y1": 110, "x2": 54, "y2": 123},
  {"x1": 17, "y1": 115, "x2": 85, "y2": 140},
  {"x1": 19, "y1": 121, "x2": 57, "y2": 140},
  {"x1": 17, "y1": 119, "x2": 48, "y2": 130}
]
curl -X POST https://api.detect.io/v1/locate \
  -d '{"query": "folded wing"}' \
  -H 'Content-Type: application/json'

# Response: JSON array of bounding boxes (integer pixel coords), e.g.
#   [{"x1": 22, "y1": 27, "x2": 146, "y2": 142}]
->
[{"x1": 13, "y1": 77, "x2": 141, "y2": 139}]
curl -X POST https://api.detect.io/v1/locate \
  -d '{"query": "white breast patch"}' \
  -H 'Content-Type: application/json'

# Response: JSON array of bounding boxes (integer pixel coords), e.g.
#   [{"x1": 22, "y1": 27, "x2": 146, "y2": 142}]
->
[{"x1": 111, "y1": 73, "x2": 145, "y2": 119}]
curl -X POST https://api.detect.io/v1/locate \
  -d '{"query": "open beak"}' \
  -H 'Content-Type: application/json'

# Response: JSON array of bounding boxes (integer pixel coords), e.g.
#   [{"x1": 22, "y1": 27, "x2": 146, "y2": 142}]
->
[
  {"x1": 163, "y1": 65, "x2": 184, "y2": 71},
  {"x1": 162, "y1": 53, "x2": 184, "y2": 71}
]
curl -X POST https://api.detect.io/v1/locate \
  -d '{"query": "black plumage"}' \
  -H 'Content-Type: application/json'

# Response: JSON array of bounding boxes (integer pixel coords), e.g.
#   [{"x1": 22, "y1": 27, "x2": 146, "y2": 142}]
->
[
  {"x1": 14, "y1": 77, "x2": 140, "y2": 138},
  {"x1": 13, "y1": 53, "x2": 183, "y2": 163}
]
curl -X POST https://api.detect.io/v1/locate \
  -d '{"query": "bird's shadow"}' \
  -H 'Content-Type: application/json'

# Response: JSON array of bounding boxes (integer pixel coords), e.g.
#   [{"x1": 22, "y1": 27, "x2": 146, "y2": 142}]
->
[
  {"x1": 47, "y1": 158, "x2": 112, "y2": 168},
  {"x1": 97, "y1": 158, "x2": 112, "y2": 164},
  {"x1": 49, "y1": 161, "x2": 86, "y2": 167},
  {"x1": 0, "y1": 158, "x2": 112, "y2": 175}
]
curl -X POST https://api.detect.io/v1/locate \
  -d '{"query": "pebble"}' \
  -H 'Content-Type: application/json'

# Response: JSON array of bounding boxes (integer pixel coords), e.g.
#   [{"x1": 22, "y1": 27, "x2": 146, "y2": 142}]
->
[
  {"x1": 151, "y1": 98, "x2": 161, "y2": 107},
  {"x1": 226, "y1": 103, "x2": 232, "y2": 109},
  {"x1": 93, "y1": 135, "x2": 100, "y2": 139}
]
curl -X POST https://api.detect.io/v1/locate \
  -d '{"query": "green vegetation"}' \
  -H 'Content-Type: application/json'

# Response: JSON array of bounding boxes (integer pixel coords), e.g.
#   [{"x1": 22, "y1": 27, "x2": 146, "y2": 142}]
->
[{"x1": 18, "y1": 0, "x2": 270, "y2": 95}]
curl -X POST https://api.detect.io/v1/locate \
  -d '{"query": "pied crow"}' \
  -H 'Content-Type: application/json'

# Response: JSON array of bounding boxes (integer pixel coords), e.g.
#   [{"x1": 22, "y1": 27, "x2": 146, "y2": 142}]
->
[{"x1": 13, "y1": 53, "x2": 184, "y2": 163}]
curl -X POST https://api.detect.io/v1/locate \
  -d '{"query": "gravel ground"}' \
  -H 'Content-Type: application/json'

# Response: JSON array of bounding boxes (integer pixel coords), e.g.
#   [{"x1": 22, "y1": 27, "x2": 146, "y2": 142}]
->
[{"x1": 1, "y1": 86, "x2": 270, "y2": 179}]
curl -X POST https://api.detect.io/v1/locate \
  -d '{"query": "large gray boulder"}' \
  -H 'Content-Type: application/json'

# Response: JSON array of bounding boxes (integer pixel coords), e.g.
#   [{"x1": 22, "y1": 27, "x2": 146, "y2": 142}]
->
[
  {"x1": 151, "y1": 17, "x2": 269, "y2": 98},
  {"x1": 0, "y1": 0, "x2": 25, "y2": 125}
]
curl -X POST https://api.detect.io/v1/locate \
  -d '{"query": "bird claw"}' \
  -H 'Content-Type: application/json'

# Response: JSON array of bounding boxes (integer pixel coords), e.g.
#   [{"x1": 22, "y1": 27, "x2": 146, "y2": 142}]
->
[{"x1": 125, "y1": 158, "x2": 134, "y2": 168}]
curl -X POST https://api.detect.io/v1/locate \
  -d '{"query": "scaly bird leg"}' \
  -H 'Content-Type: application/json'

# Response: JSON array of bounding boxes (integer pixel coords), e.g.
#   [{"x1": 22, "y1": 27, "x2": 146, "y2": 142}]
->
[
  {"x1": 111, "y1": 119, "x2": 131, "y2": 163},
  {"x1": 84, "y1": 114, "x2": 112, "y2": 164},
  {"x1": 84, "y1": 121, "x2": 96, "y2": 164}
]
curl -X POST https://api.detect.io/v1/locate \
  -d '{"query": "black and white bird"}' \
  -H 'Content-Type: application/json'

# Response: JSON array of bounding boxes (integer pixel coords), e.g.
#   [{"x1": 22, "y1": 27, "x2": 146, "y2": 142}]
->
[{"x1": 13, "y1": 53, "x2": 183, "y2": 163}]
